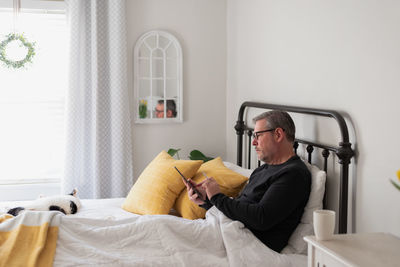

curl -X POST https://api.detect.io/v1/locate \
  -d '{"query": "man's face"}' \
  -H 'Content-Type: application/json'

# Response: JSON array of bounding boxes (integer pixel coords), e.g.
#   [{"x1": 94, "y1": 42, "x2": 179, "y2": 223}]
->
[
  {"x1": 252, "y1": 119, "x2": 277, "y2": 163},
  {"x1": 155, "y1": 103, "x2": 165, "y2": 118},
  {"x1": 155, "y1": 103, "x2": 174, "y2": 118}
]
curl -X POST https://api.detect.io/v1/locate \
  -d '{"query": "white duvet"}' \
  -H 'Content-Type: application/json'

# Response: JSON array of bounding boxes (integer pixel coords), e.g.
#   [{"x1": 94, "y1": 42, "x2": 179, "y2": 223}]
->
[{"x1": 52, "y1": 198, "x2": 306, "y2": 267}]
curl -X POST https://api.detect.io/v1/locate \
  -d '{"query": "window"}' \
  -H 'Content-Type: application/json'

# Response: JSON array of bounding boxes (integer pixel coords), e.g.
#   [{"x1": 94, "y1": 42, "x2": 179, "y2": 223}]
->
[
  {"x1": 0, "y1": 6, "x2": 67, "y2": 185},
  {"x1": 134, "y1": 30, "x2": 183, "y2": 123}
]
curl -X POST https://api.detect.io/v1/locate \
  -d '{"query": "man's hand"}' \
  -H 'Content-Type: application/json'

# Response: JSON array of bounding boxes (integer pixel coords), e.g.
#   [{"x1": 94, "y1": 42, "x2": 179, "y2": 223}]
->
[
  {"x1": 201, "y1": 177, "x2": 221, "y2": 200},
  {"x1": 186, "y1": 179, "x2": 206, "y2": 205}
]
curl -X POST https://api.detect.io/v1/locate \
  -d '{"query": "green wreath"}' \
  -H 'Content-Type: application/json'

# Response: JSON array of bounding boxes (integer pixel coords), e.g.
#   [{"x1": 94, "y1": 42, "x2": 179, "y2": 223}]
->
[{"x1": 0, "y1": 33, "x2": 35, "y2": 69}]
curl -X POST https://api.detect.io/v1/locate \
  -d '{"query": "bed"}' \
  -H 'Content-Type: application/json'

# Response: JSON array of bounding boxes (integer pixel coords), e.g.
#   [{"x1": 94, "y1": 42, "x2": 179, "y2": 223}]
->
[{"x1": 0, "y1": 102, "x2": 355, "y2": 267}]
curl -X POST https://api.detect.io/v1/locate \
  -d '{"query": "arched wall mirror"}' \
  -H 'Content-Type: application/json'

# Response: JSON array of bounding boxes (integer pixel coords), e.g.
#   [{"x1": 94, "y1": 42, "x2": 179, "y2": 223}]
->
[{"x1": 134, "y1": 30, "x2": 183, "y2": 123}]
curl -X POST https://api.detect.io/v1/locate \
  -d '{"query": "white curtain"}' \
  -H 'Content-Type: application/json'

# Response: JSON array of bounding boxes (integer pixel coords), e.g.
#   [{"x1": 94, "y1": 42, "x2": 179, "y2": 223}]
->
[{"x1": 63, "y1": 0, "x2": 133, "y2": 198}]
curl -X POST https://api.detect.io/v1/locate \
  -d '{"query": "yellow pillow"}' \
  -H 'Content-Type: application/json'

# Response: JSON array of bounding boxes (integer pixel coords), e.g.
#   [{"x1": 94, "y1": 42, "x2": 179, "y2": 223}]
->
[
  {"x1": 174, "y1": 157, "x2": 248, "y2": 219},
  {"x1": 122, "y1": 150, "x2": 203, "y2": 215}
]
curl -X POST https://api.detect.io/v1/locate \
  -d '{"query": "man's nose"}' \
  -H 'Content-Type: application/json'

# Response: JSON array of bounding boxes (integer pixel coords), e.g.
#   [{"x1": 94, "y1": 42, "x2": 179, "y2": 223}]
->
[{"x1": 252, "y1": 138, "x2": 257, "y2": 146}]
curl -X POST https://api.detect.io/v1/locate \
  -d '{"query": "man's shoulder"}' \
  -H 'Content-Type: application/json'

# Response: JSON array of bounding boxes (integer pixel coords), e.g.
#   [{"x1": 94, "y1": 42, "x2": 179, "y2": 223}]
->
[
  {"x1": 276, "y1": 156, "x2": 311, "y2": 181},
  {"x1": 253, "y1": 164, "x2": 266, "y2": 172},
  {"x1": 250, "y1": 156, "x2": 311, "y2": 179},
  {"x1": 284, "y1": 155, "x2": 309, "y2": 170}
]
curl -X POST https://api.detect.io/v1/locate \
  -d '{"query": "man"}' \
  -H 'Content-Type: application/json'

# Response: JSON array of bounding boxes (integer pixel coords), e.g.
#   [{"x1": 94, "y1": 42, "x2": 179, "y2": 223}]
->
[
  {"x1": 155, "y1": 99, "x2": 177, "y2": 118},
  {"x1": 187, "y1": 110, "x2": 311, "y2": 252}
]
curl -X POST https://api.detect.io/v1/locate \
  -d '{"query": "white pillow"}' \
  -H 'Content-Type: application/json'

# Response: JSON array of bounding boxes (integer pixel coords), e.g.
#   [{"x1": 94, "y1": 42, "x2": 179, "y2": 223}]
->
[
  {"x1": 223, "y1": 161, "x2": 253, "y2": 178},
  {"x1": 300, "y1": 161, "x2": 326, "y2": 223},
  {"x1": 223, "y1": 160, "x2": 326, "y2": 255},
  {"x1": 283, "y1": 160, "x2": 326, "y2": 255}
]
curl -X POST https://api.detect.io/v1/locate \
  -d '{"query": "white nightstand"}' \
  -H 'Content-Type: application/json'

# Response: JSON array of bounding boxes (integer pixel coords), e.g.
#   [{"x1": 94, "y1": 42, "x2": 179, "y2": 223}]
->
[{"x1": 304, "y1": 232, "x2": 400, "y2": 267}]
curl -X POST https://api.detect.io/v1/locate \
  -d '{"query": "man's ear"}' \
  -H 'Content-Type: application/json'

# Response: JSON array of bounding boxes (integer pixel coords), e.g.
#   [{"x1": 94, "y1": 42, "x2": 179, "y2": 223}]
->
[{"x1": 274, "y1": 128, "x2": 285, "y2": 142}]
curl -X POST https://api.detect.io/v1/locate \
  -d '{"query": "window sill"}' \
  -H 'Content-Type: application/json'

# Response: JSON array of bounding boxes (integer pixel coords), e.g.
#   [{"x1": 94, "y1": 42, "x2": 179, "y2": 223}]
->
[
  {"x1": 0, "y1": 178, "x2": 59, "y2": 185},
  {"x1": 0, "y1": 182, "x2": 61, "y2": 201}
]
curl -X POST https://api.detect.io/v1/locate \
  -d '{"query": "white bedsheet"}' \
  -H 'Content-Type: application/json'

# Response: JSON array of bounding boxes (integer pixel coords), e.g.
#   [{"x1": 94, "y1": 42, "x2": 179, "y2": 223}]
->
[
  {"x1": 52, "y1": 198, "x2": 306, "y2": 267},
  {"x1": 0, "y1": 198, "x2": 307, "y2": 266}
]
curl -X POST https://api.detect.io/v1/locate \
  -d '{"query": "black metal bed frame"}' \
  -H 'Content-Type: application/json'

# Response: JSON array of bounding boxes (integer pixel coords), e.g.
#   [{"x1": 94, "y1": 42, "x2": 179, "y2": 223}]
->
[{"x1": 234, "y1": 101, "x2": 355, "y2": 234}]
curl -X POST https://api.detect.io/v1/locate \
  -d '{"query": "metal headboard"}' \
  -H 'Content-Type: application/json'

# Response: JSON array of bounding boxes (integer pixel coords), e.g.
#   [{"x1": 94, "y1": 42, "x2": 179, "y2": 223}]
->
[{"x1": 234, "y1": 101, "x2": 354, "y2": 234}]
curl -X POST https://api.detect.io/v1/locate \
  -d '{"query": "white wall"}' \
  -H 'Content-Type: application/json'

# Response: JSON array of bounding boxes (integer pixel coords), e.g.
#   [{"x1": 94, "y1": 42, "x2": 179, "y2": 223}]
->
[
  {"x1": 127, "y1": 1, "x2": 227, "y2": 178},
  {"x1": 226, "y1": 0, "x2": 400, "y2": 236}
]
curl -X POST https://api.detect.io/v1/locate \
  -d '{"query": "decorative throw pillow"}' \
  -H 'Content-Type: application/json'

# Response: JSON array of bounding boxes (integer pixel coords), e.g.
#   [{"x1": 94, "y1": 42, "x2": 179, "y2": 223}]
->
[
  {"x1": 122, "y1": 150, "x2": 203, "y2": 215},
  {"x1": 174, "y1": 157, "x2": 248, "y2": 220}
]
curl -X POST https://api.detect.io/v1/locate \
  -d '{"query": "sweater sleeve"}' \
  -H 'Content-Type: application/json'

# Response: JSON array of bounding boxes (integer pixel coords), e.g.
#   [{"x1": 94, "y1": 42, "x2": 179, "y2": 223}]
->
[
  {"x1": 209, "y1": 169, "x2": 309, "y2": 231},
  {"x1": 199, "y1": 197, "x2": 213, "y2": 210}
]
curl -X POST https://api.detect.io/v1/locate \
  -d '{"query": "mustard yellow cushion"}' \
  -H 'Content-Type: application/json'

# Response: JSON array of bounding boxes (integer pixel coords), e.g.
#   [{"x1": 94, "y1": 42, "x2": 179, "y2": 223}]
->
[
  {"x1": 174, "y1": 157, "x2": 248, "y2": 219},
  {"x1": 122, "y1": 150, "x2": 203, "y2": 215}
]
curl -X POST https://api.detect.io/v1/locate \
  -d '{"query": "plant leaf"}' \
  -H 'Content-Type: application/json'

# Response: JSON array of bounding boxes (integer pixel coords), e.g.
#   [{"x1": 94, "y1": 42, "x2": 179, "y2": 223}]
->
[
  {"x1": 390, "y1": 179, "x2": 400, "y2": 191},
  {"x1": 189, "y1": 150, "x2": 214, "y2": 162},
  {"x1": 167, "y1": 148, "x2": 181, "y2": 158},
  {"x1": 189, "y1": 149, "x2": 205, "y2": 158}
]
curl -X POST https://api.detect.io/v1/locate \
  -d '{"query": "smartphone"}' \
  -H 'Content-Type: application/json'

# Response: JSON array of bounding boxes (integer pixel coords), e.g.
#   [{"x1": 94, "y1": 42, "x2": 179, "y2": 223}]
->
[{"x1": 174, "y1": 166, "x2": 204, "y2": 199}]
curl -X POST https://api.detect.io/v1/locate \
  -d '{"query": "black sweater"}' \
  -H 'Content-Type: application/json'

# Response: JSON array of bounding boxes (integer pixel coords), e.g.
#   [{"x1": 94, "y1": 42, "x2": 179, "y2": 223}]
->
[{"x1": 202, "y1": 155, "x2": 311, "y2": 252}]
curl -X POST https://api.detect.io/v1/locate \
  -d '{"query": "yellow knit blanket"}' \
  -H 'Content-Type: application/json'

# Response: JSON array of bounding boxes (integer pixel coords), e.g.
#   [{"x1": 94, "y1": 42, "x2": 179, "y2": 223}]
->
[{"x1": 0, "y1": 211, "x2": 61, "y2": 267}]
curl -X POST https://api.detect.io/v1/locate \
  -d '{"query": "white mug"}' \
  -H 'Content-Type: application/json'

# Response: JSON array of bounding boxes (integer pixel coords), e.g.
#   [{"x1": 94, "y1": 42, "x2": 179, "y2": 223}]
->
[{"x1": 313, "y1": 210, "x2": 335, "y2": 241}]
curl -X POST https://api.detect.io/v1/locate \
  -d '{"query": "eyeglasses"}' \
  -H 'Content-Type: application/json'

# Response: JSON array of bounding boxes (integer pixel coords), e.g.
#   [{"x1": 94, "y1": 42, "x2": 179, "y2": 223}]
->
[
  {"x1": 155, "y1": 109, "x2": 164, "y2": 114},
  {"x1": 252, "y1": 129, "x2": 276, "y2": 140}
]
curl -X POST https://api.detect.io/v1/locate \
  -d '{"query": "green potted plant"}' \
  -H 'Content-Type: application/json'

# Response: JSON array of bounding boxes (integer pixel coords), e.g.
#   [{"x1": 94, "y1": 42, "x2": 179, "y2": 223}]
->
[
  {"x1": 167, "y1": 148, "x2": 213, "y2": 162},
  {"x1": 139, "y1": 99, "x2": 147, "y2": 119}
]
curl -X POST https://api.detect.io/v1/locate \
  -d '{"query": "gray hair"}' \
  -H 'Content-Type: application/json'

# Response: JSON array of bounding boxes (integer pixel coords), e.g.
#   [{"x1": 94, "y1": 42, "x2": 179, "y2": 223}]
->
[
  {"x1": 158, "y1": 99, "x2": 177, "y2": 117},
  {"x1": 252, "y1": 110, "x2": 296, "y2": 142}
]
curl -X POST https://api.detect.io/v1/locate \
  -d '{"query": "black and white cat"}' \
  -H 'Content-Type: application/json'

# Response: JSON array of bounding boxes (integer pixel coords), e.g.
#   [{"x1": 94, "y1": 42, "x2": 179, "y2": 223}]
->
[{"x1": 7, "y1": 189, "x2": 81, "y2": 216}]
